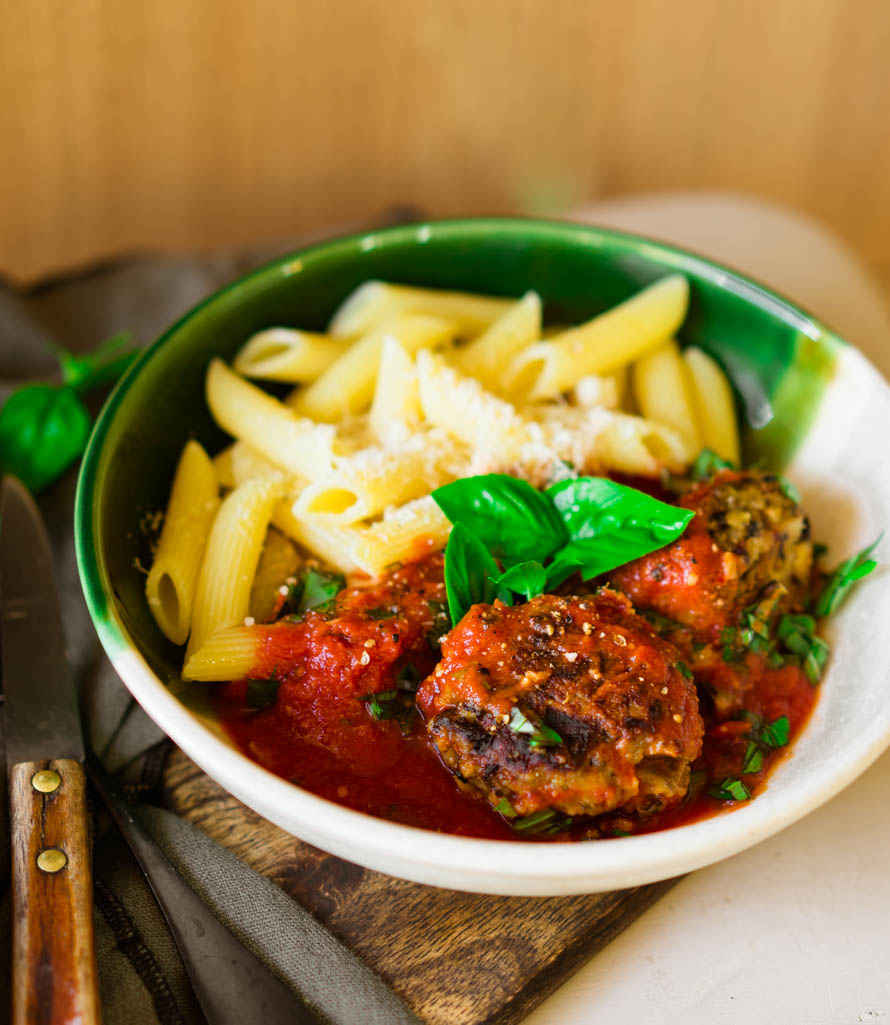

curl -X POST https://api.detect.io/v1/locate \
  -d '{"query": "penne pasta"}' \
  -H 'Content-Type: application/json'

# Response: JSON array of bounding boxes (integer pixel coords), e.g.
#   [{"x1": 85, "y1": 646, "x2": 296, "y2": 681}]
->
[
  {"x1": 186, "y1": 478, "x2": 282, "y2": 659},
  {"x1": 369, "y1": 334, "x2": 422, "y2": 444},
  {"x1": 228, "y1": 440, "x2": 292, "y2": 487},
  {"x1": 328, "y1": 280, "x2": 515, "y2": 339},
  {"x1": 632, "y1": 339, "x2": 701, "y2": 450},
  {"x1": 249, "y1": 528, "x2": 302, "y2": 623},
  {"x1": 294, "y1": 429, "x2": 466, "y2": 524},
  {"x1": 146, "y1": 440, "x2": 220, "y2": 645},
  {"x1": 206, "y1": 359, "x2": 335, "y2": 478},
  {"x1": 212, "y1": 444, "x2": 236, "y2": 489},
  {"x1": 233, "y1": 328, "x2": 350, "y2": 382},
  {"x1": 271, "y1": 497, "x2": 364, "y2": 575},
  {"x1": 683, "y1": 346, "x2": 741, "y2": 465},
  {"x1": 506, "y1": 275, "x2": 689, "y2": 399},
  {"x1": 351, "y1": 496, "x2": 452, "y2": 577},
  {"x1": 416, "y1": 350, "x2": 534, "y2": 466},
  {"x1": 518, "y1": 404, "x2": 692, "y2": 480},
  {"x1": 183, "y1": 625, "x2": 264, "y2": 682},
  {"x1": 288, "y1": 314, "x2": 454, "y2": 422},
  {"x1": 453, "y1": 290, "x2": 542, "y2": 391}
]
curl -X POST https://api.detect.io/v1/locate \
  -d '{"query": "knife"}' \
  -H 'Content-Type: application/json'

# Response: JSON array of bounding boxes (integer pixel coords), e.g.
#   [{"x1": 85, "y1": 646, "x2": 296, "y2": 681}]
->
[{"x1": 1, "y1": 476, "x2": 101, "y2": 1025}]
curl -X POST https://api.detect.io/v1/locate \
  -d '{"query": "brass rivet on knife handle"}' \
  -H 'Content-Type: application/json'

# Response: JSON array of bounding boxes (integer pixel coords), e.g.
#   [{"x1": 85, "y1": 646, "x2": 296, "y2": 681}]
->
[
  {"x1": 10, "y1": 758, "x2": 101, "y2": 1025},
  {"x1": 32, "y1": 769, "x2": 62, "y2": 793},
  {"x1": 37, "y1": 848, "x2": 68, "y2": 873}
]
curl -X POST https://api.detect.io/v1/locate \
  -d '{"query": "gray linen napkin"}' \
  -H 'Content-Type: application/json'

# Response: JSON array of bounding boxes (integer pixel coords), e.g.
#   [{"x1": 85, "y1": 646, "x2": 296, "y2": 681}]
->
[{"x1": 0, "y1": 248, "x2": 420, "y2": 1025}]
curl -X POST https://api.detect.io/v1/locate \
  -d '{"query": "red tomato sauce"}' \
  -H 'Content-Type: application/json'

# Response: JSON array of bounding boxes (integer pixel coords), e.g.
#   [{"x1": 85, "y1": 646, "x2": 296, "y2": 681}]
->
[{"x1": 215, "y1": 550, "x2": 818, "y2": 842}]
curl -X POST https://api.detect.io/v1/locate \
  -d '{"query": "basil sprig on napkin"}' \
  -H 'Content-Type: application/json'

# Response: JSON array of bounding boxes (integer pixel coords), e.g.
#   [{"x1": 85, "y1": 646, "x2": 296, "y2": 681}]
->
[
  {"x1": 432, "y1": 473, "x2": 694, "y2": 624},
  {"x1": 0, "y1": 332, "x2": 138, "y2": 492}
]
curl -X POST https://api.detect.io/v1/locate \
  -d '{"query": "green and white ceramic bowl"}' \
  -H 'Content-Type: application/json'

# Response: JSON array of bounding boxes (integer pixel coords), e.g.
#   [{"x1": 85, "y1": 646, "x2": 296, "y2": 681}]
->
[{"x1": 76, "y1": 219, "x2": 890, "y2": 896}]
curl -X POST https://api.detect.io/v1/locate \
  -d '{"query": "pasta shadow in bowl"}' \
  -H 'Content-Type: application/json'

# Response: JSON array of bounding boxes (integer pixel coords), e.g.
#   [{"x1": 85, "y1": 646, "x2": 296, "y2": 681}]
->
[{"x1": 76, "y1": 218, "x2": 890, "y2": 895}]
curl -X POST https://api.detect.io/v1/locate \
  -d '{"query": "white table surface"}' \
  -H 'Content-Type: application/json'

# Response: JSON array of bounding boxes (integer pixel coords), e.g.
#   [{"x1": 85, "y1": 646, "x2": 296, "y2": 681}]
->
[{"x1": 526, "y1": 191, "x2": 890, "y2": 1025}]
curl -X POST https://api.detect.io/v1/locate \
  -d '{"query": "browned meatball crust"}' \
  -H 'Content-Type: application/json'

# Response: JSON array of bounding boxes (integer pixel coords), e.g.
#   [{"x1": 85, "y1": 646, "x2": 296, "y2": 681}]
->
[{"x1": 417, "y1": 589, "x2": 703, "y2": 819}]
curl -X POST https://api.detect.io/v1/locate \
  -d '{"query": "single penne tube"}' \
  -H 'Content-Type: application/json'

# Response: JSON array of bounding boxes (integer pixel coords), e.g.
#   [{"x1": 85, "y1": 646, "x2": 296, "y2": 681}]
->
[
  {"x1": 506, "y1": 274, "x2": 689, "y2": 399},
  {"x1": 233, "y1": 328, "x2": 350, "y2": 382},
  {"x1": 683, "y1": 346, "x2": 741, "y2": 465},
  {"x1": 271, "y1": 497, "x2": 364, "y2": 574},
  {"x1": 328, "y1": 280, "x2": 515, "y2": 338},
  {"x1": 228, "y1": 440, "x2": 290, "y2": 486},
  {"x1": 288, "y1": 314, "x2": 454, "y2": 422},
  {"x1": 632, "y1": 339, "x2": 701, "y2": 449},
  {"x1": 294, "y1": 429, "x2": 466, "y2": 524},
  {"x1": 416, "y1": 350, "x2": 534, "y2": 467},
  {"x1": 351, "y1": 496, "x2": 452, "y2": 576},
  {"x1": 453, "y1": 290, "x2": 542, "y2": 389},
  {"x1": 206, "y1": 359, "x2": 335, "y2": 478},
  {"x1": 590, "y1": 409, "x2": 693, "y2": 475},
  {"x1": 369, "y1": 334, "x2": 422, "y2": 443},
  {"x1": 524, "y1": 405, "x2": 692, "y2": 478},
  {"x1": 183, "y1": 625, "x2": 264, "y2": 682},
  {"x1": 249, "y1": 528, "x2": 302, "y2": 623},
  {"x1": 212, "y1": 444, "x2": 236, "y2": 489},
  {"x1": 186, "y1": 478, "x2": 282, "y2": 658},
  {"x1": 146, "y1": 440, "x2": 220, "y2": 646},
  {"x1": 571, "y1": 369, "x2": 625, "y2": 410}
]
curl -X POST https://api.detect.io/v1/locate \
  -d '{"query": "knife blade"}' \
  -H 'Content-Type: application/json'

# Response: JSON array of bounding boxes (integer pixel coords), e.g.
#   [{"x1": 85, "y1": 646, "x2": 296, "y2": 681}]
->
[{"x1": 1, "y1": 475, "x2": 101, "y2": 1025}]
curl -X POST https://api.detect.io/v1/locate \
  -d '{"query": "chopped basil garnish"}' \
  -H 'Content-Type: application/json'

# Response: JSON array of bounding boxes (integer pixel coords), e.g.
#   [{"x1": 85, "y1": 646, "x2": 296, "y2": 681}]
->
[
  {"x1": 512, "y1": 808, "x2": 573, "y2": 835},
  {"x1": 677, "y1": 661, "x2": 693, "y2": 680},
  {"x1": 396, "y1": 663, "x2": 421, "y2": 692},
  {"x1": 707, "y1": 777, "x2": 750, "y2": 802},
  {"x1": 778, "y1": 613, "x2": 830, "y2": 685},
  {"x1": 778, "y1": 476, "x2": 801, "y2": 504},
  {"x1": 495, "y1": 797, "x2": 517, "y2": 819},
  {"x1": 814, "y1": 535, "x2": 881, "y2": 617},
  {"x1": 360, "y1": 687, "x2": 416, "y2": 735},
  {"x1": 742, "y1": 741, "x2": 763, "y2": 775},
  {"x1": 281, "y1": 567, "x2": 346, "y2": 619},
  {"x1": 246, "y1": 676, "x2": 281, "y2": 710},
  {"x1": 736, "y1": 712, "x2": 790, "y2": 777},
  {"x1": 507, "y1": 707, "x2": 563, "y2": 749},
  {"x1": 692, "y1": 448, "x2": 735, "y2": 481},
  {"x1": 612, "y1": 828, "x2": 632, "y2": 838},
  {"x1": 366, "y1": 606, "x2": 397, "y2": 620}
]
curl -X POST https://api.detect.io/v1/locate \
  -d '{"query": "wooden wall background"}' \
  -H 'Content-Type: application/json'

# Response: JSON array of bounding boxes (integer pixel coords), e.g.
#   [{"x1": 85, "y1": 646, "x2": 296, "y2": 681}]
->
[{"x1": 2, "y1": 0, "x2": 890, "y2": 283}]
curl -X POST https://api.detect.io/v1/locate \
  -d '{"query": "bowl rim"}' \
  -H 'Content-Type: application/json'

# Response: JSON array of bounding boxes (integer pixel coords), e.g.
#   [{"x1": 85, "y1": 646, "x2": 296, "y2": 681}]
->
[{"x1": 75, "y1": 216, "x2": 890, "y2": 894}]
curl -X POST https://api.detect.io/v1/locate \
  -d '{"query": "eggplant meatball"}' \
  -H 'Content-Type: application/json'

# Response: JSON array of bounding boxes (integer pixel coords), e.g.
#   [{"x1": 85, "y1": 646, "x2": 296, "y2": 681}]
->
[
  {"x1": 611, "y1": 470, "x2": 812, "y2": 636},
  {"x1": 611, "y1": 469, "x2": 814, "y2": 716},
  {"x1": 417, "y1": 590, "x2": 703, "y2": 819}
]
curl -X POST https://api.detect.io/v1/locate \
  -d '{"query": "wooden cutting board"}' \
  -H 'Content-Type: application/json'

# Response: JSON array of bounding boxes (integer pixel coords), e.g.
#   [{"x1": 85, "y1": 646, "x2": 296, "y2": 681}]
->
[{"x1": 162, "y1": 749, "x2": 678, "y2": 1025}]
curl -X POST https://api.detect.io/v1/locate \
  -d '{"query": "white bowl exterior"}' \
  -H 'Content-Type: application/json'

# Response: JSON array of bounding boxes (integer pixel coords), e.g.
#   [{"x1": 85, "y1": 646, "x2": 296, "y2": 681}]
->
[{"x1": 102, "y1": 342, "x2": 890, "y2": 895}]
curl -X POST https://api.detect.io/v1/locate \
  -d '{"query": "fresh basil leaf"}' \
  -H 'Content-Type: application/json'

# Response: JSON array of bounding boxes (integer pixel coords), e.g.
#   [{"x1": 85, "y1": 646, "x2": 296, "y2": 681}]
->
[
  {"x1": 433, "y1": 475, "x2": 568, "y2": 566},
  {"x1": 544, "y1": 477, "x2": 694, "y2": 586},
  {"x1": 760, "y1": 714, "x2": 790, "y2": 749},
  {"x1": 247, "y1": 677, "x2": 281, "y2": 710},
  {"x1": 54, "y1": 331, "x2": 138, "y2": 393},
  {"x1": 0, "y1": 385, "x2": 92, "y2": 493},
  {"x1": 443, "y1": 523, "x2": 500, "y2": 624},
  {"x1": 491, "y1": 561, "x2": 548, "y2": 604},
  {"x1": 692, "y1": 448, "x2": 735, "y2": 480},
  {"x1": 814, "y1": 535, "x2": 881, "y2": 617}
]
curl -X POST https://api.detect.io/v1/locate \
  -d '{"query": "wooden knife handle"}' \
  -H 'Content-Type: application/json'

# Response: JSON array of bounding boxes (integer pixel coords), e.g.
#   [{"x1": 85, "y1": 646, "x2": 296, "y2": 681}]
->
[{"x1": 9, "y1": 758, "x2": 101, "y2": 1025}]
